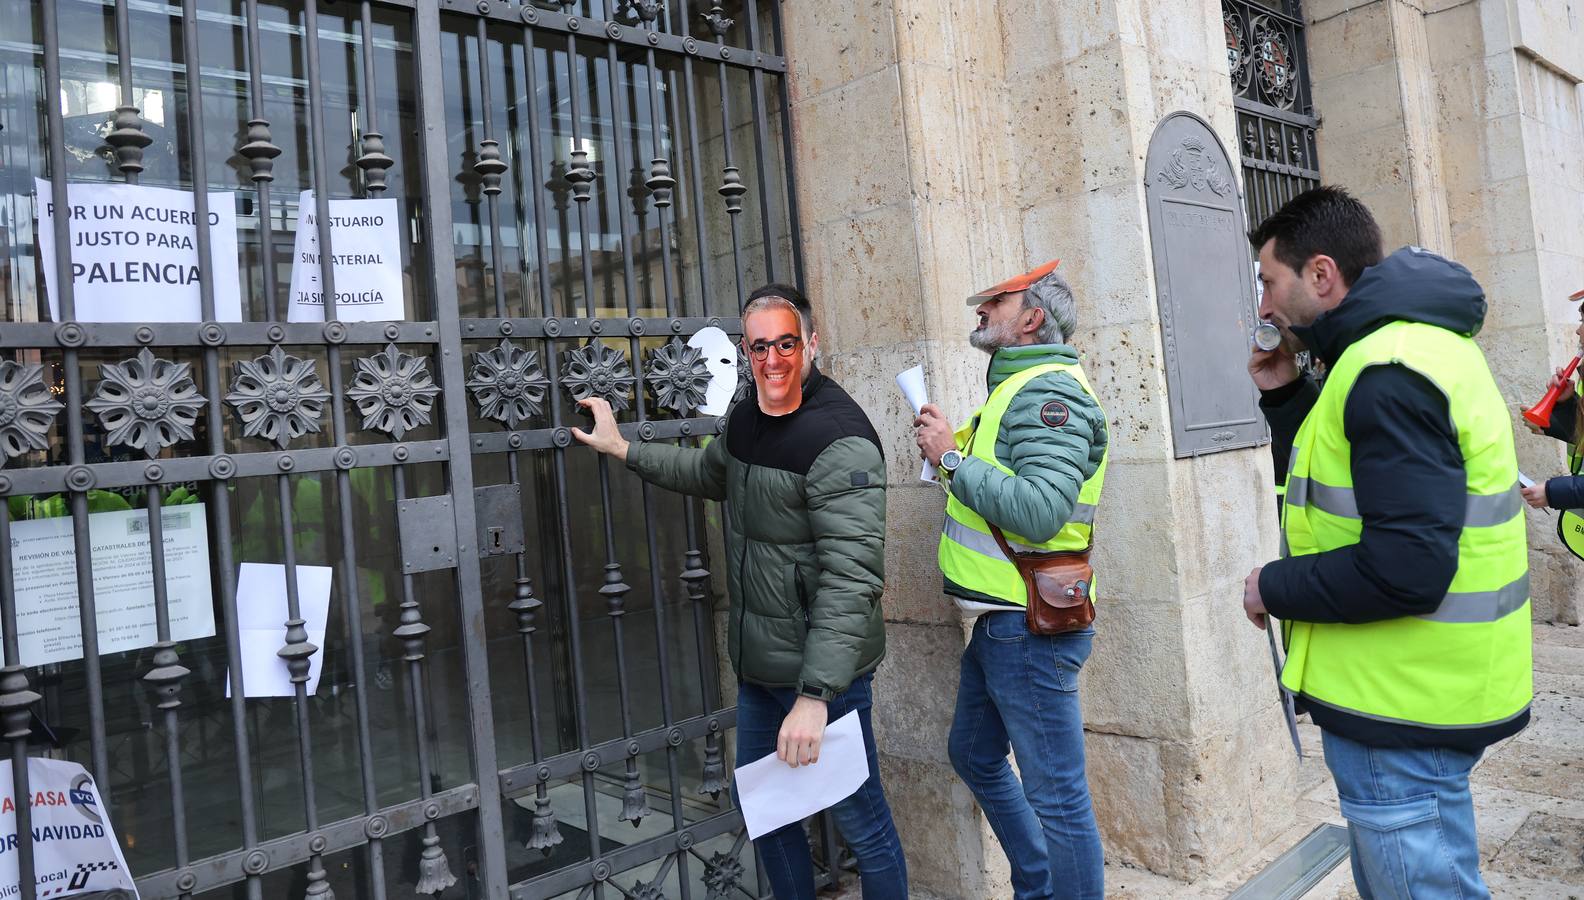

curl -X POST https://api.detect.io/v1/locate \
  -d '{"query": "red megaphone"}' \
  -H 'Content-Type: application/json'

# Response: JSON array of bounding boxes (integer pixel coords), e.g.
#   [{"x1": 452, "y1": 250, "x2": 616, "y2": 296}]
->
[{"x1": 1523, "y1": 354, "x2": 1582, "y2": 430}]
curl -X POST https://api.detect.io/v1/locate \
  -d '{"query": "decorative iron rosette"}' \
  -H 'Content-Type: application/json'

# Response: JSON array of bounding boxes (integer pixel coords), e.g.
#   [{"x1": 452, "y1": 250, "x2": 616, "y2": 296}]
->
[
  {"x1": 645, "y1": 337, "x2": 711, "y2": 414},
  {"x1": 0, "y1": 361, "x2": 63, "y2": 465},
  {"x1": 561, "y1": 342, "x2": 634, "y2": 412},
  {"x1": 346, "y1": 343, "x2": 442, "y2": 440},
  {"x1": 86, "y1": 348, "x2": 207, "y2": 458},
  {"x1": 702, "y1": 851, "x2": 745, "y2": 899},
  {"x1": 466, "y1": 338, "x2": 548, "y2": 429},
  {"x1": 224, "y1": 345, "x2": 333, "y2": 448}
]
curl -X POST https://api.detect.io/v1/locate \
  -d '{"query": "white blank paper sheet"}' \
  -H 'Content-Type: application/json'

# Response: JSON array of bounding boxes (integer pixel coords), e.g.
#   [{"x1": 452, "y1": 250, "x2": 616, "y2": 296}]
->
[{"x1": 733, "y1": 710, "x2": 868, "y2": 840}]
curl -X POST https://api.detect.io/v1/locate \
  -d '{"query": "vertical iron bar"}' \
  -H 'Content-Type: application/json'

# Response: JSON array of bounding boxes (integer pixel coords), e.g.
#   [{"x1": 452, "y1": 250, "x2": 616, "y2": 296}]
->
[
  {"x1": 412, "y1": 1, "x2": 509, "y2": 892},
  {"x1": 40, "y1": 0, "x2": 112, "y2": 803},
  {"x1": 302, "y1": 0, "x2": 339, "y2": 318},
  {"x1": 477, "y1": 18, "x2": 509, "y2": 319},
  {"x1": 0, "y1": 502, "x2": 38, "y2": 900},
  {"x1": 244, "y1": 0, "x2": 280, "y2": 319},
  {"x1": 677, "y1": 60, "x2": 714, "y2": 317},
  {"x1": 142, "y1": 489, "x2": 192, "y2": 893},
  {"x1": 274, "y1": 477, "x2": 334, "y2": 895},
  {"x1": 344, "y1": 9, "x2": 393, "y2": 896},
  {"x1": 520, "y1": 33, "x2": 554, "y2": 315},
  {"x1": 641, "y1": 46, "x2": 678, "y2": 318},
  {"x1": 713, "y1": 57, "x2": 747, "y2": 308},
  {"x1": 740, "y1": 0, "x2": 778, "y2": 283},
  {"x1": 765, "y1": 1, "x2": 804, "y2": 288}
]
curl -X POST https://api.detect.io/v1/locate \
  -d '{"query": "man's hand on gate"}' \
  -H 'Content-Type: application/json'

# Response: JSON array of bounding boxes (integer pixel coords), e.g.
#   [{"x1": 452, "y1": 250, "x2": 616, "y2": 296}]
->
[
  {"x1": 914, "y1": 403, "x2": 956, "y2": 466},
  {"x1": 1243, "y1": 567, "x2": 1269, "y2": 630},
  {"x1": 1248, "y1": 344, "x2": 1300, "y2": 392},
  {"x1": 571, "y1": 397, "x2": 631, "y2": 461},
  {"x1": 777, "y1": 696, "x2": 829, "y2": 768}
]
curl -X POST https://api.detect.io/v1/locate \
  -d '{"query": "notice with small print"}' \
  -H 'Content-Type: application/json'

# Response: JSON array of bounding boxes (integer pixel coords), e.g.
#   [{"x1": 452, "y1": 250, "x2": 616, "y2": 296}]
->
[
  {"x1": 0, "y1": 758, "x2": 138, "y2": 899},
  {"x1": 34, "y1": 178, "x2": 242, "y2": 323},
  {"x1": 287, "y1": 191, "x2": 404, "y2": 322},
  {"x1": 3, "y1": 504, "x2": 215, "y2": 667}
]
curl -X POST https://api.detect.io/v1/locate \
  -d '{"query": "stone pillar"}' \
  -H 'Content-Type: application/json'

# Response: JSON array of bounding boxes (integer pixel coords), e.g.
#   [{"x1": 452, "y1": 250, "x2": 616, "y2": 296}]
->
[
  {"x1": 782, "y1": 0, "x2": 1300, "y2": 893},
  {"x1": 1307, "y1": 0, "x2": 1584, "y2": 623}
]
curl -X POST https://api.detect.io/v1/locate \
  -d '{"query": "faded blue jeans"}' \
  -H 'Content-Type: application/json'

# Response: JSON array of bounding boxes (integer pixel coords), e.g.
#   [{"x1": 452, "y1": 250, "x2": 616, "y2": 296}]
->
[
  {"x1": 734, "y1": 673, "x2": 908, "y2": 900},
  {"x1": 949, "y1": 612, "x2": 1103, "y2": 900},
  {"x1": 1322, "y1": 729, "x2": 1490, "y2": 900}
]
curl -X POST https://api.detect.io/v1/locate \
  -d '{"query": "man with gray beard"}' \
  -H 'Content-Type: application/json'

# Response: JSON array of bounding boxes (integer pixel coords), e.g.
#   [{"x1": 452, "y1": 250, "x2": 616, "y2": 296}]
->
[{"x1": 913, "y1": 261, "x2": 1110, "y2": 900}]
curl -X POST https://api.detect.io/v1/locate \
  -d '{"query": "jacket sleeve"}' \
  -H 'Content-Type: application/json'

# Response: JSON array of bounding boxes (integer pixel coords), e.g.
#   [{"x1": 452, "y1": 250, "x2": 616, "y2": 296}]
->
[
  {"x1": 1260, "y1": 374, "x2": 1320, "y2": 485},
  {"x1": 948, "y1": 371, "x2": 1106, "y2": 542},
  {"x1": 625, "y1": 435, "x2": 729, "y2": 501},
  {"x1": 797, "y1": 436, "x2": 887, "y2": 699},
  {"x1": 1259, "y1": 365, "x2": 1464, "y2": 623},
  {"x1": 1545, "y1": 474, "x2": 1584, "y2": 510},
  {"x1": 1542, "y1": 392, "x2": 1577, "y2": 443}
]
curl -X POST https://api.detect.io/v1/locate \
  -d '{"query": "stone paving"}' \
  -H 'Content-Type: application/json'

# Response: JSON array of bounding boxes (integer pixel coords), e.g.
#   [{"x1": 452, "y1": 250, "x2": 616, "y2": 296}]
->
[{"x1": 834, "y1": 623, "x2": 1584, "y2": 899}]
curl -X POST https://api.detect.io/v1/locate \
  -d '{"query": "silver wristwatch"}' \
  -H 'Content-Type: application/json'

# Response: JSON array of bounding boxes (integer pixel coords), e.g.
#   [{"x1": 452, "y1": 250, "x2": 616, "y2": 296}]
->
[{"x1": 939, "y1": 449, "x2": 963, "y2": 473}]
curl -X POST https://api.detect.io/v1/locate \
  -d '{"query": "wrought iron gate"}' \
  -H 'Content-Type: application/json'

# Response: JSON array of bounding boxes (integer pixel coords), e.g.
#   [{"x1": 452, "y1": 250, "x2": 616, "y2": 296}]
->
[
  {"x1": 1223, "y1": 0, "x2": 1320, "y2": 227},
  {"x1": 0, "y1": 0, "x2": 818, "y2": 896}
]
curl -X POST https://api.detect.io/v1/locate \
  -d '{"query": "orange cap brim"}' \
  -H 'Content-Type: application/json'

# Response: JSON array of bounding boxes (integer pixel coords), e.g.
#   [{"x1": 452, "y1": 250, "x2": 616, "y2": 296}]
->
[{"x1": 967, "y1": 259, "x2": 1061, "y2": 306}]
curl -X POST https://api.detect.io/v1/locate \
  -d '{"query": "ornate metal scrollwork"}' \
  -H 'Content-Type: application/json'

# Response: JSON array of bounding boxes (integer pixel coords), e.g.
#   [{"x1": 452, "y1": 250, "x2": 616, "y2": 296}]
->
[
  {"x1": 358, "y1": 131, "x2": 394, "y2": 195},
  {"x1": 467, "y1": 338, "x2": 549, "y2": 429},
  {"x1": 346, "y1": 344, "x2": 442, "y2": 440},
  {"x1": 475, "y1": 139, "x2": 508, "y2": 196},
  {"x1": 561, "y1": 342, "x2": 635, "y2": 411},
  {"x1": 86, "y1": 348, "x2": 207, "y2": 459},
  {"x1": 527, "y1": 791, "x2": 563, "y2": 854},
  {"x1": 701, "y1": 0, "x2": 733, "y2": 38},
  {"x1": 414, "y1": 831, "x2": 457, "y2": 895},
  {"x1": 1251, "y1": 15, "x2": 1299, "y2": 109},
  {"x1": 225, "y1": 345, "x2": 333, "y2": 449},
  {"x1": 645, "y1": 337, "x2": 711, "y2": 414},
  {"x1": 0, "y1": 361, "x2": 63, "y2": 466},
  {"x1": 1156, "y1": 136, "x2": 1233, "y2": 196},
  {"x1": 1223, "y1": 8, "x2": 1251, "y2": 95},
  {"x1": 106, "y1": 105, "x2": 153, "y2": 175}
]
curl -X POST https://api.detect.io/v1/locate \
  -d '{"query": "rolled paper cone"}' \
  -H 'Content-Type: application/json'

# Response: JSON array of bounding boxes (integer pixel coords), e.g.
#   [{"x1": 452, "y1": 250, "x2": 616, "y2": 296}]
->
[{"x1": 896, "y1": 365, "x2": 928, "y2": 414}]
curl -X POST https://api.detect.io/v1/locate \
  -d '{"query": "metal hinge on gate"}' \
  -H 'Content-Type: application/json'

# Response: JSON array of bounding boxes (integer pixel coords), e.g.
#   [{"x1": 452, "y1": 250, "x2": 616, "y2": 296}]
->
[
  {"x1": 397, "y1": 495, "x2": 460, "y2": 574},
  {"x1": 474, "y1": 484, "x2": 525, "y2": 559}
]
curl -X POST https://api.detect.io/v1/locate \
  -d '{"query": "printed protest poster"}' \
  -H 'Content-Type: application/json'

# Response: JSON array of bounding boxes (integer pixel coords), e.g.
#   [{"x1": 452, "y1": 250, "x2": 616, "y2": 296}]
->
[
  {"x1": 287, "y1": 190, "x2": 404, "y2": 322},
  {"x1": 2, "y1": 504, "x2": 215, "y2": 667},
  {"x1": 34, "y1": 178, "x2": 242, "y2": 323},
  {"x1": 0, "y1": 758, "x2": 138, "y2": 899}
]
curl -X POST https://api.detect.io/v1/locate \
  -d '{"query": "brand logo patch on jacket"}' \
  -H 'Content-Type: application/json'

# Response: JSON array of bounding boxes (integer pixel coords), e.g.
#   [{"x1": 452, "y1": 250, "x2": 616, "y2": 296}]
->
[{"x1": 1040, "y1": 400, "x2": 1069, "y2": 428}]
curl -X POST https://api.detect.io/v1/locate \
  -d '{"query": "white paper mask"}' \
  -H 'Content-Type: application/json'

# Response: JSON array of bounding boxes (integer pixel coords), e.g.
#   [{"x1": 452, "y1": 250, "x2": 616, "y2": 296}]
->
[{"x1": 688, "y1": 326, "x2": 739, "y2": 416}]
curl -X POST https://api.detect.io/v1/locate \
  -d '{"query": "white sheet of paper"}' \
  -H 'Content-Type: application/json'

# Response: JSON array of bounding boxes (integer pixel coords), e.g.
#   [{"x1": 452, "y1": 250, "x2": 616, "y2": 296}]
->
[
  {"x1": 896, "y1": 366, "x2": 940, "y2": 483},
  {"x1": 227, "y1": 562, "x2": 333, "y2": 698},
  {"x1": 734, "y1": 710, "x2": 868, "y2": 840},
  {"x1": 688, "y1": 326, "x2": 739, "y2": 415},
  {"x1": 1519, "y1": 471, "x2": 1535, "y2": 489},
  {"x1": 287, "y1": 191, "x2": 405, "y2": 322},
  {"x1": 35, "y1": 177, "x2": 242, "y2": 323}
]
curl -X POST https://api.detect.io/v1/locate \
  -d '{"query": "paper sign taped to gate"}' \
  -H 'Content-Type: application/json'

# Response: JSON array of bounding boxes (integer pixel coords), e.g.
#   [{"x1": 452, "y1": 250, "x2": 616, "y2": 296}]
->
[{"x1": 0, "y1": 758, "x2": 138, "y2": 899}]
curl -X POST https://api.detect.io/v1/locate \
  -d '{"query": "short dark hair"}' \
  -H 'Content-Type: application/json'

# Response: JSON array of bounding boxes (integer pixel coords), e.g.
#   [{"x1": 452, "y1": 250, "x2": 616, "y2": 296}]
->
[
  {"x1": 1248, "y1": 186, "x2": 1384, "y2": 287},
  {"x1": 746, "y1": 283, "x2": 815, "y2": 334}
]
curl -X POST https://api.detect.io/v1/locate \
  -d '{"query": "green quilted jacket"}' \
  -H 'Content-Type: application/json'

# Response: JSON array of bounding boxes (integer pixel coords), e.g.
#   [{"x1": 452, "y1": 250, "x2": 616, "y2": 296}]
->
[{"x1": 626, "y1": 367, "x2": 887, "y2": 700}]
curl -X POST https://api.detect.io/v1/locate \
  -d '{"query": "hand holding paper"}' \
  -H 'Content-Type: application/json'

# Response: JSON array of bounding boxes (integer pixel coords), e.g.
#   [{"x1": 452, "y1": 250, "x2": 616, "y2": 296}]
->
[
  {"x1": 897, "y1": 366, "x2": 940, "y2": 482},
  {"x1": 735, "y1": 710, "x2": 868, "y2": 839}
]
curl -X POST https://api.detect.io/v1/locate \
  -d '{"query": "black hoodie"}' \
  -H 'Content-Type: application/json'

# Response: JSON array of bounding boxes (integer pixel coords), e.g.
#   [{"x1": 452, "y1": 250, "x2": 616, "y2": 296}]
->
[{"x1": 1257, "y1": 247, "x2": 1528, "y2": 751}]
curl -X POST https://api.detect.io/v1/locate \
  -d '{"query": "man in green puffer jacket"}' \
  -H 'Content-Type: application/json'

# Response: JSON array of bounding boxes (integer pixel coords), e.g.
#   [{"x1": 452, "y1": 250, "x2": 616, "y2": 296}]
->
[
  {"x1": 914, "y1": 261, "x2": 1109, "y2": 900},
  {"x1": 574, "y1": 284, "x2": 906, "y2": 900}
]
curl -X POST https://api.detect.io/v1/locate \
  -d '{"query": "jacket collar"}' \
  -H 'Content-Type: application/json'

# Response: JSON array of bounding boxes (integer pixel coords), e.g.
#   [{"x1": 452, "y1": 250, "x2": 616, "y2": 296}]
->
[{"x1": 986, "y1": 343, "x2": 1077, "y2": 393}]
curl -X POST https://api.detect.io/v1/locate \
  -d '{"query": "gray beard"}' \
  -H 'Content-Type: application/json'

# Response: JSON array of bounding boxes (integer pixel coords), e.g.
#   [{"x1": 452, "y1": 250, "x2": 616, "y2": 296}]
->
[{"x1": 969, "y1": 322, "x2": 1018, "y2": 353}]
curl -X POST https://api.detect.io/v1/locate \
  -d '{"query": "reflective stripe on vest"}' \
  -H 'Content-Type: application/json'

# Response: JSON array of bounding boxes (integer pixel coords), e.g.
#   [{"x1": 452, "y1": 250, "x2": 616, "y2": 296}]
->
[
  {"x1": 938, "y1": 361, "x2": 1108, "y2": 605},
  {"x1": 1280, "y1": 320, "x2": 1532, "y2": 731}
]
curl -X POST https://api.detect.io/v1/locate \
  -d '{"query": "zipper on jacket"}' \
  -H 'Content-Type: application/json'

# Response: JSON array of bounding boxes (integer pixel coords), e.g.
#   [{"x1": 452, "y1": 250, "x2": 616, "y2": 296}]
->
[{"x1": 737, "y1": 454, "x2": 751, "y2": 679}]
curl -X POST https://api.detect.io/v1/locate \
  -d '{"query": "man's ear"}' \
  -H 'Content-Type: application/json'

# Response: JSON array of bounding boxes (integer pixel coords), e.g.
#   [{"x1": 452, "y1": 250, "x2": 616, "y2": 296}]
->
[{"x1": 1022, "y1": 305, "x2": 1046, "y2": 335}]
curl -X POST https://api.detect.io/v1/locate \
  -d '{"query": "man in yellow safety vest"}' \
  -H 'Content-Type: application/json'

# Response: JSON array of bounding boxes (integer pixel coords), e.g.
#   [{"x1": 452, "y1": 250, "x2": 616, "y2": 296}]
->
[
  {"x1": 1244, "y1": 187, "x2": 1531, "y2": 900},
  {"x1": 914, "y1": 261, "x2": 1109, "y2": 900}
]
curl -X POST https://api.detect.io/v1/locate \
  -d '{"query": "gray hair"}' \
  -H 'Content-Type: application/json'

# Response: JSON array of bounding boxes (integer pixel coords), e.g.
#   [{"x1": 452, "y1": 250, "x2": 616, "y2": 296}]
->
[{"x1": 1023, "y1": 270, "x2": 1077, "y2": 345}]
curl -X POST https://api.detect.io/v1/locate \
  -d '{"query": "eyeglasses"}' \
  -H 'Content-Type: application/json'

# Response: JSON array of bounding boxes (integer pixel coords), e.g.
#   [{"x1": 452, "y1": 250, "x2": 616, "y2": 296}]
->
[{"x1": 746, "y1": 336, "x2": 802, "y2": 361}]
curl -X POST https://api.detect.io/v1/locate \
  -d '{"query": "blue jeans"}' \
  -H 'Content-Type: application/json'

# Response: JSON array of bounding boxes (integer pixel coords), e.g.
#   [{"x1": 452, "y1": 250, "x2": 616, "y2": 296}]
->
[
  {"x1": 734, "y1": 673, "x2": 908, "y2": 900},
  {"x1": 1322, "y1": 729, "x2": 1489, "y2": 900},
  {"x1": 949, "y1": 613, "x2": 1103, "y2": 900}
]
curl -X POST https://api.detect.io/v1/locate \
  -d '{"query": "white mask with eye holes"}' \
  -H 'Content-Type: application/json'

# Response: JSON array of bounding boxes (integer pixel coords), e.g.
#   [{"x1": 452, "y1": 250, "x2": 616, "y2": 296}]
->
[{"x1": 688, "y1": 326, "x2": 739, "y2": 415}]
